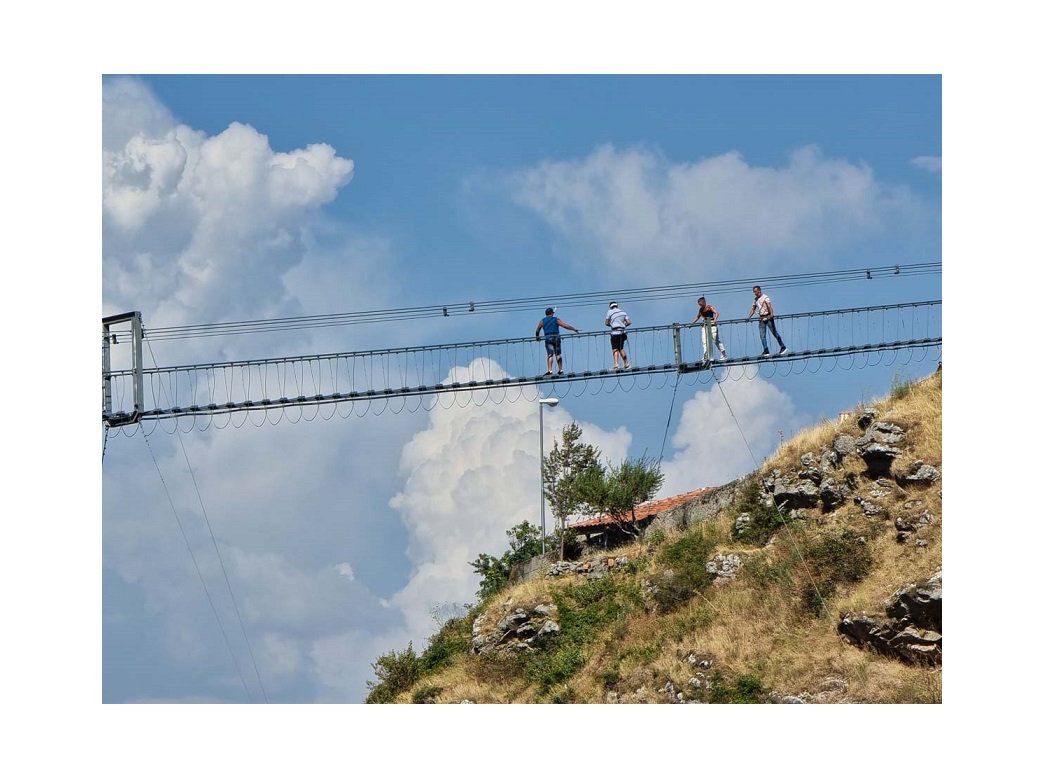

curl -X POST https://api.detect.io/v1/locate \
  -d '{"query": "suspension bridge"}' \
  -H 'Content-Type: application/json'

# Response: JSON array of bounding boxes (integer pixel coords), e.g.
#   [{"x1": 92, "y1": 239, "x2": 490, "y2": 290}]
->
[{"x1": 102, "y1": 299, "x2": 942, "y2": 433}]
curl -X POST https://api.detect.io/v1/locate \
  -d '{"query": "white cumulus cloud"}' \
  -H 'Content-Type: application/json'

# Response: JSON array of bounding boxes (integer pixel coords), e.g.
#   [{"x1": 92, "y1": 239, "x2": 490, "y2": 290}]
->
[
  {"x1": 509, "y1": 143, "x2": 913, "y2": 280},
  {"x1": 660, "y1": 378, "x2": 807, "y2": 497},
  {"x1": 387, "y1": 358, "x2": 630, "y2": 641},
  {"x1": 102, "y1": 78, "x2": 415, "y2": 702},
  {"x1": 103, "y1": 77, "x2": 355, "y2": 335}
]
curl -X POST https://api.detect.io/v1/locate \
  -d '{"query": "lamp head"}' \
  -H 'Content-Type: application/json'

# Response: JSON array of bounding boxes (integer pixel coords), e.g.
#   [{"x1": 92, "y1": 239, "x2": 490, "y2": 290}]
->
[{"x1": 539, "y1": 397, "x2": 560, "y2": 407}]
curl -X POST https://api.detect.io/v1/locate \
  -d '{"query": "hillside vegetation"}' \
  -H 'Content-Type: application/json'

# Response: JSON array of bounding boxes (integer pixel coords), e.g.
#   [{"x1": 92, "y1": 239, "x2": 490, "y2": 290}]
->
[{"x1": 367, "y1": 368, "x2": 943, "y2": 704}]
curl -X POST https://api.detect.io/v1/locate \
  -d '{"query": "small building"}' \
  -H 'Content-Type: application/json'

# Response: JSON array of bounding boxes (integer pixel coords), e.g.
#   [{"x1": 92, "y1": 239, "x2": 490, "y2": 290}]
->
[{"x1": 566, "y1": 487, "x2": 717, "y2": 550}]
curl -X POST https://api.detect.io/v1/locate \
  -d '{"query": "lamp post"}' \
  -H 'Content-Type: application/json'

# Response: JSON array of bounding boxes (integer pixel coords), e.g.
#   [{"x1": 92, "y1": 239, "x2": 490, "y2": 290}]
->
[{"x1": 538, "y1": 397, "x2": 560, "y2": 555}]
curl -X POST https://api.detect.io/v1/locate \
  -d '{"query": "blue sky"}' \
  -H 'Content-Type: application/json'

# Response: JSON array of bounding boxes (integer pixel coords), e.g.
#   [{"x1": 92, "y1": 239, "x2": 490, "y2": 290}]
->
[
  {"x1": 139, "y1": 73, "x2": 940, "y2": 309},
  {"x1": 98, "y1": 72, "x2": 943, "y2": 712}
]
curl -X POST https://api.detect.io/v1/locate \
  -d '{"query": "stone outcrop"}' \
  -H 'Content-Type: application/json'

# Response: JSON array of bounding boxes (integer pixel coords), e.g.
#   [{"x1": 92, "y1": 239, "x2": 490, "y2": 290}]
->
[
  {"x1": 471, "y1": 602, "x2": 561, "y2": 656},
  {"x1": 765, "y1": 471, "x2": 821, "y2": 510},
  {"x1": 852, "y1": 416, "x2": 906, "y2": 477},
  {"x1": 858, "y1": 443, "x2": 902, "y2": 477},
  {"x1": 768, "y1": 677, "x2": 849, "y2": 704},
  {"x1": 754, "y1": 413, "x2": 939, "y2": 519},
  {"x1": 837, "y1": 572, "x2": 942, "y2": 665},
  {"x1": 895, "y1": 504, "x2": 934, "y2": 543},
  {"x1": 899, "y1": 459, "x2": 940, "y2": 485},
  {"x1": 705, "y1": 553, "x2": 742, "y2": 585},
  {"x1": 545, "y1": 555, "x2": 629, "y2": 580}
]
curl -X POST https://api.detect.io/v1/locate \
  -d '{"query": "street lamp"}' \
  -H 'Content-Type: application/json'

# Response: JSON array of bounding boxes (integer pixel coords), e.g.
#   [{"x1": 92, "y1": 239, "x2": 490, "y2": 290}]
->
[{"x1": 538, "y1": 397, "x2": 560, "y2": 555}]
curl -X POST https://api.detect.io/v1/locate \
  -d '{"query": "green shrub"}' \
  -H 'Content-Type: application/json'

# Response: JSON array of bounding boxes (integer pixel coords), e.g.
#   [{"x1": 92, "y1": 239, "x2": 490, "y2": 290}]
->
[
  {"x1": 512, "y1": 576, "x2": 640, "y2": 694},
  {"x1": 365, "y1": 642, "x2": 420, "y2": 704},
  {"x1": 660, "y1": 531, "x2": 717, "y2": 579},
  {"x1": 412, "y1": 685, "x2": 443, "y2": 704},
  {"x1": 600, "y1": 665, "x2": 621, "y2": 688},
  {"x1": 620, "y1": 642, "x2": 661, "y2": 666},
  {"x1": 646, "y1": 571, "x2": 695, "y2": 614},
  {"x1": 551, "y1": 687, "x2": 575, "y2": 703},
  {"x1": 800, "y1": 530, "x2": 874, "y2": 615},
  {"x1": 557, "y1": 575, "x2": 629, "y2": 639},
  {"x1": 809, "y1": 530, "x2": 873, "y2": 582},
  {"x1": 469, "y1": 521, "x2": 544, "y2": 600},
  {"x1": 740, "y1": 550, "x2": 794, "y2": 590},
  {"x1": 732, "y1": 479, "x2": 790, "y2": 545},
  {"x1": 644, "y1": 531, "x2": 720, "y2": 613},
  {"x1": 420, "y1": 613, "x2": 472, "y2": 674},
  {"x1": 709, "y1": 671, "x2": 765, "y2": 703},
  {"x1": 466, "y1": 650, "x2": 526, "y2": 686},
  {"x1": 526, "y1": 644, "x2": 586, "y2": 691}
]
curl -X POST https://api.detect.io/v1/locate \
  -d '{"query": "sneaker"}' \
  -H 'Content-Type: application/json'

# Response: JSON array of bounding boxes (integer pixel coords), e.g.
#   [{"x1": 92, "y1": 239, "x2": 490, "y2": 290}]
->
[
  {"x1": 542, "y1": 371, "x2": 552, "y2": 376},
  {"x1": 719, "y1": 352, "x2": 727, "y2": 360},
  {"x1": 624, "y1": 363, "x2": 632, "y2": 370},
  {"x1": 611, "y1": 366, "x2": 620, "y2": 371},
  {"x1": 558, "y1": 370, "x2": 564, "y2": 375},
  {"x1": 762, "y1": 350, "x2": 770, "y2": 356},
  {"x1": 779, "y1": 347, "x2": 788, "y2": 356}
]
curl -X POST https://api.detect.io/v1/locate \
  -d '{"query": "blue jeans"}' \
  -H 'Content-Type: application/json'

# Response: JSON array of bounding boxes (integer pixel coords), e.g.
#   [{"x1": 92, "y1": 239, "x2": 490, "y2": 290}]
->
[{"x1": 759, "y1": 318, "x2": 785, "y2": 352}]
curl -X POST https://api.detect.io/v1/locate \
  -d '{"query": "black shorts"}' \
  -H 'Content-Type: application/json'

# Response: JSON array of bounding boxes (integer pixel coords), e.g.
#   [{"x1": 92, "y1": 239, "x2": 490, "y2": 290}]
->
[{"x1": 610, "y1": 331, "x2": 627, "y2": 350}]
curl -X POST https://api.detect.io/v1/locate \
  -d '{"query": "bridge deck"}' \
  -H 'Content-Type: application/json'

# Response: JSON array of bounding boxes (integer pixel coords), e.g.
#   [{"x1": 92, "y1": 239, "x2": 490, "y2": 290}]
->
[{"x1": 102, "y1": 300, "x2": 942, "y2": 428}]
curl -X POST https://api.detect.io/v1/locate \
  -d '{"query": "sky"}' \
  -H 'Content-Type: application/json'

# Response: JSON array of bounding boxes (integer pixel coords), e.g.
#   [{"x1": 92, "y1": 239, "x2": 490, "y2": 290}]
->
[
  {"x1": 15, "y1": 1, "x2": 1053, "y2": 766},
  {"x1": 97, "y1": 71, "x2": 943, "y2": 707}
]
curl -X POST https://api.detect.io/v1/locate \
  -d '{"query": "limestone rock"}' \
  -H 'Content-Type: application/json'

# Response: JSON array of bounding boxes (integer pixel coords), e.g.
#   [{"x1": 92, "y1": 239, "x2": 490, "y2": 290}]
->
[{"x1": 837, "y1": 573, "x2": 942, "y2": 665}]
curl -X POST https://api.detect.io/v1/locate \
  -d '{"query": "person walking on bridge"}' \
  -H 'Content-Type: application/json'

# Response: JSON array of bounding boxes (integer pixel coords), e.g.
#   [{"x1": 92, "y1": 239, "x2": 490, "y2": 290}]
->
[
  {"x1": 746, "y1": 285, "x2": 787, "y2": 356},
  {"x1": 687, "y1": 296, "x2": 727, "y2": 364},
  {"x1": 605, "y1": 302, "x2": 632, "y2": 370},
  {"x1": 535, "y1": 307, "x2": 580, "y2": 376}
]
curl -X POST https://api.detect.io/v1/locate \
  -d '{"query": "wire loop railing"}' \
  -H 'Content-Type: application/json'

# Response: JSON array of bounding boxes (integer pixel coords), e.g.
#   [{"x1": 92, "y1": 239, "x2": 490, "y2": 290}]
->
[{"x1": 103, "y1": 300, "x2": 942, "y2": 431}]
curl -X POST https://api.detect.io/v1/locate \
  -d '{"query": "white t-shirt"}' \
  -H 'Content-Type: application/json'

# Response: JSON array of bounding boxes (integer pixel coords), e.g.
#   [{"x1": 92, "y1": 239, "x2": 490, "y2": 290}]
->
[
  {"x1": 754, "y1": 295, "x2": 771, "y2": 317},
  {"x1": 607, "y1": 309, "x2": 629, "y2": 331}
]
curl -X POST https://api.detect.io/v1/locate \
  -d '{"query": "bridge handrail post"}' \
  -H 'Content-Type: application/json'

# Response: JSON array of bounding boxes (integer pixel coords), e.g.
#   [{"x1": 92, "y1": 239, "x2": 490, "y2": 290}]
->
[{"x1": 101, "y1": 311, "x2": 144, "y2": 426}]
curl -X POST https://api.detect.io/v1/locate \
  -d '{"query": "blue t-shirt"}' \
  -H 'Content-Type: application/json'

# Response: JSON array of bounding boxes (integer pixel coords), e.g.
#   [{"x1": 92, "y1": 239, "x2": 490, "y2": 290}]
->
[{"x1": 541, "y1": 316, "x2": 560, "y2": 337}]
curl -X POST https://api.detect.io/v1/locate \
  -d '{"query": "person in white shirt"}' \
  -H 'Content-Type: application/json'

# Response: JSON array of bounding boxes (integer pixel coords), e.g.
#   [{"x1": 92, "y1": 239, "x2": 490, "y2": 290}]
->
[
  {"x1": 604, "y1": 302, "x2": 632, "y2": 370},
  {"x1": 745, "y1": 285, "x2": 787, "y2": 356}
]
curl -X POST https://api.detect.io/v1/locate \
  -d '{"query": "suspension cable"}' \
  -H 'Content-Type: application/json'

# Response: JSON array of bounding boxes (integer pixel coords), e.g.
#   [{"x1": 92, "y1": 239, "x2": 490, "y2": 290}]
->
[
  {"x1": 713, "y1": 370, "x2": 835, "y2": 620},
  {"x1": 140, "y1": 426, "x2": 256, "y2": 702},
  {"x1": 118, "y1": 262, "x2": 940, "y2": 343},
  {"x1": 144, "y1": 340, "x2": 270, "y2": 703}
]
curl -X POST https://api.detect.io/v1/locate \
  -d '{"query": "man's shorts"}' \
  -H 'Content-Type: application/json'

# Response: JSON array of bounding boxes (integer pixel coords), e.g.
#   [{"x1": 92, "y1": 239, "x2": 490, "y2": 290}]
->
[
  {"x1": 544, "y1": 336, "x2": 561, "y2": 356},
  {"x1": 610, "y1": 332, "x2": 627, "y2": 350}
]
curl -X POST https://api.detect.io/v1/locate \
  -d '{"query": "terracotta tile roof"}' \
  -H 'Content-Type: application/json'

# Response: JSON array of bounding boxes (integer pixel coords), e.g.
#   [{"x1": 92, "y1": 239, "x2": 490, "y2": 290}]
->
[{"x1": 567, "y1": 486, "x2": 716, "y2": 529}]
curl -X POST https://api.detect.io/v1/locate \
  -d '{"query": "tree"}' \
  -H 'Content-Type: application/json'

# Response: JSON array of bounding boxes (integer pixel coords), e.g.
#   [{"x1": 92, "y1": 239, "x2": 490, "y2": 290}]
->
[
  {"x1": 542, "y1": 423, "x2": 603, "y2": 560},
  {"x1": 570, "y1": 454, "x2": 664, "y2": 540},
  {"x1": 469, "y1": 520, "x2": 543, "y2": 600}
]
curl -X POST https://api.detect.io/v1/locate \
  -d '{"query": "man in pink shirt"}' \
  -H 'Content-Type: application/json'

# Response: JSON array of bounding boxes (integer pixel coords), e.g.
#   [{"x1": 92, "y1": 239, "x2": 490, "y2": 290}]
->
[{"x1": 745, "y1": 285, "x2": 788, "y2": 356}]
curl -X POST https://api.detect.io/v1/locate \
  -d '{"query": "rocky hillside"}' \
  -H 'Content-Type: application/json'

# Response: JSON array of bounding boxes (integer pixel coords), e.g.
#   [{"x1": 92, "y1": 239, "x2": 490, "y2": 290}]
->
[{"x1": 367, "y1": 368, "x2": 943, "y2": 704}]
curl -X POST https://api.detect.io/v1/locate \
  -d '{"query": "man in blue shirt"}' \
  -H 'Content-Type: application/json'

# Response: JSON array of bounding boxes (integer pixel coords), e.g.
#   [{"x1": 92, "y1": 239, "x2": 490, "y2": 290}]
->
[{"x1": 535, "y1": 307, "x2": 581, "y2": 376}]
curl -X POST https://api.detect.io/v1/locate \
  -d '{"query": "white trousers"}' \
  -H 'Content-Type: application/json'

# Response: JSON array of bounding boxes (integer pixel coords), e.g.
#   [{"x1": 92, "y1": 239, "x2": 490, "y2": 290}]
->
[{"x1": 701, "y1": 324, "x2": 726, "y2": 360}]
